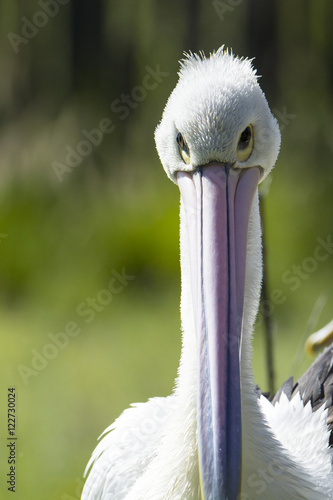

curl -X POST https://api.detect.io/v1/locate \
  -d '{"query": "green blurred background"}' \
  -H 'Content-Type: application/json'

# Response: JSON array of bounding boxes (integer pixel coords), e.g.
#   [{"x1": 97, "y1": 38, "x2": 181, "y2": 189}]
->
[{"x1": 0, "y1": 1, "x2": 333, "y2": 498}]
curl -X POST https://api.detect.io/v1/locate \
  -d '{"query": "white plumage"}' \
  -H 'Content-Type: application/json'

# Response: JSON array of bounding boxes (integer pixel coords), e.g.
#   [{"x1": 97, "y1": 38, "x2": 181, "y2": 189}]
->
[{"x1": 82, "y1": 48, "x2": 333, "y2": 500}]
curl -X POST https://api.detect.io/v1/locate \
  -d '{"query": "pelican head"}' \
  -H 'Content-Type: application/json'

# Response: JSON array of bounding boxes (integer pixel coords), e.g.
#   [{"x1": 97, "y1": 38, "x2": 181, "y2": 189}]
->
[{"x1": 155, "y1": 48, "x2": 281, "y2": 499}]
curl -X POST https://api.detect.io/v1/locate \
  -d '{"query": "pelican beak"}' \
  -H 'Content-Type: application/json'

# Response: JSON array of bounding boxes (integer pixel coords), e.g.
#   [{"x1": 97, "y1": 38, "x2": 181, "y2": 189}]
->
[
  {"x1": 177, "y1": 164, "x2": 260, "y2": 499},
  {"x1": 305, "y1": 319, "x2": 333, "y2": 356}
]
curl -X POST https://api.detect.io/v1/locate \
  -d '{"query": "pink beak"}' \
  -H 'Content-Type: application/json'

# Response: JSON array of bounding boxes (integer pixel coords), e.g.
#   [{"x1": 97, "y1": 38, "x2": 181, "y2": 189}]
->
[{"x1": 177, "y1": 164, "x2": 260, "y2": 499}]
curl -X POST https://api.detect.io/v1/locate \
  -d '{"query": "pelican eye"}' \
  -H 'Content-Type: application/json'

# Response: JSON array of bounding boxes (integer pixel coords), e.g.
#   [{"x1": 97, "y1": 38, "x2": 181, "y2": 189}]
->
[
  {"x1": 176, "y1": 132, "x2": 191, "y2": 165},
  {"x1": 237, "y1": 125, "x2": 254, "y2": 162}
]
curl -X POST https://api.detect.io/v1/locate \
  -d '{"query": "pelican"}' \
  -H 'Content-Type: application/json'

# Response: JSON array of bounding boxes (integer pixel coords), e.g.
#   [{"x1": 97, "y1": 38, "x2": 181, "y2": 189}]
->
[{"x1": 81, "y1": 48, "x2": 333, "y2": 499}]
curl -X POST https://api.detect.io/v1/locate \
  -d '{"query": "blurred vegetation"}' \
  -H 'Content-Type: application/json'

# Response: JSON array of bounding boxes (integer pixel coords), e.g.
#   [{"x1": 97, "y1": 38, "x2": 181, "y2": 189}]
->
[{"x1": 0, "y1": 1, "x2": 333, "y2": 498}]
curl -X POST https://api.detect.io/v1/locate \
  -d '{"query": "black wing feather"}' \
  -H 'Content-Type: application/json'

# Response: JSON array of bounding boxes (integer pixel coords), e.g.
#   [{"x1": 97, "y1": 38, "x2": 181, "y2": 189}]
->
[{"x1": 270, "y1": 345, "x2": 333, "y2": 446}]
